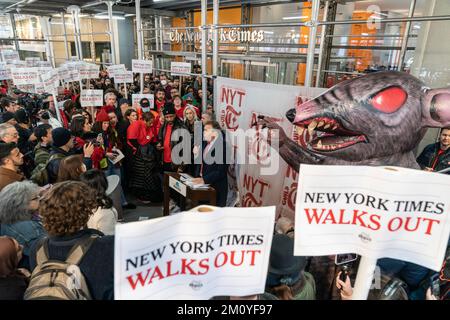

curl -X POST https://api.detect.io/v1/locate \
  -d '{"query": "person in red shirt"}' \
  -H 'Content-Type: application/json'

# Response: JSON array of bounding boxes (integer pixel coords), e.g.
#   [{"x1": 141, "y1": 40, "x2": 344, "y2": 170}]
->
[
  {"x1": 127, "y1": 112, "x2": 163, "y2": 203},
  {"x1": 157, "y1": 102, "x2": 187, "y2": 173},
  {"x1": 172, "y1": 95, "x2": 185, "y2": 120},
  {"x1": 154, "y1": 87, "x2": 166, "y2": 112}
]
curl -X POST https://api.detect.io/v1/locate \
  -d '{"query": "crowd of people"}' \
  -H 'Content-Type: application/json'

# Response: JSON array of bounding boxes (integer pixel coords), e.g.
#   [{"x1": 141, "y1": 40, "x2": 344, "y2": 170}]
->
[{"x1": 0, "y1": 68, "x2": 448, "y2": 300}]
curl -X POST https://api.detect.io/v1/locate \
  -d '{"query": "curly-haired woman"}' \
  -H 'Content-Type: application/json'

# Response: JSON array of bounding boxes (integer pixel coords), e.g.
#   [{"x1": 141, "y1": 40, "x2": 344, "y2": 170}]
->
[{"x1": 28, "y1": 181, "x2": 114, "y2": 300}]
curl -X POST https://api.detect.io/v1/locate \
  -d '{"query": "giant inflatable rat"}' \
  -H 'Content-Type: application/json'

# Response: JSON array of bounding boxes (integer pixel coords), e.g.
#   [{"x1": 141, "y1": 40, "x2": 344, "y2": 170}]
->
[{"x1": 259, "y1": 71, "x2": 450, "y2": 170}]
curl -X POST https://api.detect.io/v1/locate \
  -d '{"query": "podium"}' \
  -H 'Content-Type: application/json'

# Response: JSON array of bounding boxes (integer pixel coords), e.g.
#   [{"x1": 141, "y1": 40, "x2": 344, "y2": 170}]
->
[{"x1": 163, "y1": 172, "x2": 216, "y2": 216}]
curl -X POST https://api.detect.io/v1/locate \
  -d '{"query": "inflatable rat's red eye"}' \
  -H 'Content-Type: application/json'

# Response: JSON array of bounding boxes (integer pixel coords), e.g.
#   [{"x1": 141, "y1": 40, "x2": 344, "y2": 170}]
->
[{"x1": 371, "y1": 87, "x2": 407, "y2": 113}]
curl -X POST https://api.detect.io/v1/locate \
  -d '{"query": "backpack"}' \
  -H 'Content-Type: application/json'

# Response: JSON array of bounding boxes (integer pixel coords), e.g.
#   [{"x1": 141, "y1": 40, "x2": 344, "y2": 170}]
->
[
  {"x1": 24, "y1": 235, "x2": 98, "y2": 300},
  {"x1": 30, "y1": 153, "x2": 65, "y2": 186}
]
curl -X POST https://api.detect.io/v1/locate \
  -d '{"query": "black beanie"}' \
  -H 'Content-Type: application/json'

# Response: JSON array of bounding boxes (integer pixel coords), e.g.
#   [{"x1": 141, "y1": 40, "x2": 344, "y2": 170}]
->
[
  {"x1": 162, "y1": 102, "x2": 175, "y2": 116},
  {"x1": 118, "y1": 98, "x2": 130, "y2": 107},
  {"x1": 14, "y1": 108, "x2": 29, "y2": 124},
  {"x1": 52, "y1": 127, "x2": 72, "y2": 148},
  {"x1": 1, "y1": 112, "x2": 15, "y2": 124}
]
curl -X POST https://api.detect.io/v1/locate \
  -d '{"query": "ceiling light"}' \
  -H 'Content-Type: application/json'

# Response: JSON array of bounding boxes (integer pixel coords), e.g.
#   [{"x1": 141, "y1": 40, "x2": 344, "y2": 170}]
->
[{"x1": 282, "y1": 16, "x2": 308, "y2": 20}]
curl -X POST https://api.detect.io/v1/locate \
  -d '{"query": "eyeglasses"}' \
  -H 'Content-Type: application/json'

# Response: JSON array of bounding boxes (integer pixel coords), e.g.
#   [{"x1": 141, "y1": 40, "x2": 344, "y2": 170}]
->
[{"x1": 6, "y1": 132, "x2": 19, "y2": 137}]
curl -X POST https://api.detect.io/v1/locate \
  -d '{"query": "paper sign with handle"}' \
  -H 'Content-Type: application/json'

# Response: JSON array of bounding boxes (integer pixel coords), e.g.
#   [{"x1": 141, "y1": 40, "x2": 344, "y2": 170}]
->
[{"x1": 294, "y1": 164, "x2": 450, "y2": 299}]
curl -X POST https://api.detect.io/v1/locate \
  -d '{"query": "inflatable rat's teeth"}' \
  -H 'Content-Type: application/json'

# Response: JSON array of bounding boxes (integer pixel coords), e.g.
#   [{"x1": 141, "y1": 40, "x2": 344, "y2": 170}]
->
[{"x1": 308, "y1": 120, "x2": 317, "y2": 135}]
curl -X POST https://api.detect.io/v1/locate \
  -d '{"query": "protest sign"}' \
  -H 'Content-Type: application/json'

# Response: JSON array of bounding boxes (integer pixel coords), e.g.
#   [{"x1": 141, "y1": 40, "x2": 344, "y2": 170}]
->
[
  {"x1": 41, "y1": 69, "x2": 59, "y2": 93},
  {"x1": 115, "y1": 71, "x2": 133, "y2": 83},
  {"x1": 294, "y1": 164, "x2": 450, "y2": 299},
  {"x1": 107, "y1": 64, "x2": 126, "y2": 78},
  {"x1": 10, "y1": 67, "x2": 40, "y2": 85},
  {"x1": 1, "y1": 50, "x2": 19, "y2": 63},
  {"x1": 25, "y1": 57, "x2": 40, "y2": 67},
  {"x1": 34, "y1": 83, "x2": 46, "y2": 94},
  {"x1": 132, "y1": 94, "x2": 154, "y2": 109},
  {"x1": 16, "y1": 84, "x2": 35, "y2": 93},
  {"x1": 114, "y1": 206, "x2": 275, "y2": 300},
  {"x1": 132, "y1": 59, "x2": 153, "y2": 74},
  {"x1": 0, "y1": 62, "x2": 11, "y2": 80},
  {"x1": 80, "y1": 89, "x2": 103, "y2": 107},
  {"x1": 63, "y1": 69, "x2": 80, "y2": 83},
  {"x1": 79, "y1": 63, "x2": 100, "y2": 80},
  {"x1": 170, "y1": 62, "x2": 191, "y2": 76},
  {"x1": 36, "y1": 61, "x2": 52, "y2": 68}
]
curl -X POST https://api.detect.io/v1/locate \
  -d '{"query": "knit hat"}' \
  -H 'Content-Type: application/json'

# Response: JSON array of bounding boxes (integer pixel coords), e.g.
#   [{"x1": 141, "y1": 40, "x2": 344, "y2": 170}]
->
[
  {"x1": 52, "y1": 127, "x2": 72, "y2": 148},
  {"x1": 162, "y1": 102, "x2": 175, "y2": 116},
  {"x1": 1, "y1": 112, "x2": 15, "y2": 124},
  {"x1": 0, "y1": 142, "x2": 16, "y2": 162},
  {"x1": 118, "y1": 98, "x2": 130, "y2": 107},
  {"x1": 14, "y1": 108, "x2": 28, "y2": 124},
  {"x1": 96, "y1": 109, "x2": 110, "y2": 122},
  {"x1": 268, "y1": 234, "x2": 306, "y2": 276},
  {"x1": 183, "y1": 93, "x2": 194, "y2": 101}
]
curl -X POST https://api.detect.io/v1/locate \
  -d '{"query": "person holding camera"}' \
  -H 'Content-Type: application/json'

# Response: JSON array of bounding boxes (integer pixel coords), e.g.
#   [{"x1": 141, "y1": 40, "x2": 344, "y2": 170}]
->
[{"x1": 46, "y1": 128, "x2": 94, "y2": 184}]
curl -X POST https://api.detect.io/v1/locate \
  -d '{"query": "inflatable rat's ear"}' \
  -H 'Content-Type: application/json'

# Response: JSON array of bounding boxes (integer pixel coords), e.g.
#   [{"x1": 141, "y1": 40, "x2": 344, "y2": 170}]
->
[{"x1": 422, "y1": 87, "x2": 450, "y2": 128}]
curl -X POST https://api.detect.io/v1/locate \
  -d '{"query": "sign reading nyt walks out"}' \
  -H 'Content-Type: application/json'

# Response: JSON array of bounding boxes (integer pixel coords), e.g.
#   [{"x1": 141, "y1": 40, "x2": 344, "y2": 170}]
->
[
  {"x1": 115, "y1": 207, "x2": 275, "y2": 300},
  {"x1": 294, "y1": 164, "x2": 450, "y2": 299}
]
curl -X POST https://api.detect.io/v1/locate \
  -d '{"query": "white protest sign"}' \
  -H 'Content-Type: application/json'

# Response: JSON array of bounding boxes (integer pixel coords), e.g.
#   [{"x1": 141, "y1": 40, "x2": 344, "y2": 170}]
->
[
  {"x1": 169, "y1": 176, "x2": 187, "y2": 197},
  {"x1": 107, "y1": 64, "x2": 126, "y2": 78},
  {"x1": 34, "y1": 83, "x2": 46, "y2": 94},
  {"x1": 10, "y1": 67, "x2": 40, "y2": 85},
  {"x1": 1, "y1": 50, "x2": 19, "y2": 63},
  {"x1": 25, "y1": 57, "x2": 41, "y2": 67},
  {"x1": 0, "y1": 62, "x2": 11, "y2": 80},
  {"x1": 16, "y1": 84, "x2": 35, "y2": 93},
  {"x1": 57, "y1": 66, "x2": 69, "y2": 81},
  {"x1": 41, "y1": 69, "x2": 60, "y2": 93},
  {"x1": 8, "y1": 60, "x2": 27, "y2": 68},
  {"x1": 114, "y1": 206, "x2": 275, "y2": 300},
  {"x1": 63, "y1": 69, "x2": 80, "y2": 83},
  {"x1": 114, "y1": 71, "x2": 133, "y2": 83},
  {"x1": 132, "y1": 94, "x2": 154, "y2": 109},
  {"x1": 37, "y1": 61, "x2": 52, "y2": 68},
  {"x1": 132, "y1": 59, "x2": 153, "y2": 74},
  {"x1": 170, "y1": 62, "x2": 191, "y2": 76},
  {"x1": 80, "y1": 89, "x2": 103, "y2": 107},
  {"x1": 294, "y1": 164, "x2": 450, "y2": 272},
  {"x1": 79, "y1": 63, "x2": 100, "y2": 80}
]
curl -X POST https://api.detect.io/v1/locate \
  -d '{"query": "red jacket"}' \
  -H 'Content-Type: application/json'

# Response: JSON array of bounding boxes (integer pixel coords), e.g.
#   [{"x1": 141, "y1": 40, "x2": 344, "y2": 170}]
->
[{"x1": 74, "y1": 136, "x2": 106, "y2": 170}]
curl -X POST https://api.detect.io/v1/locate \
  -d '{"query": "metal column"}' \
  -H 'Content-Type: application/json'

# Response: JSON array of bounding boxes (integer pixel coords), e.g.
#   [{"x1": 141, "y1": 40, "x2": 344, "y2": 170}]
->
[
  {"x1": 9, "y1": 13, "x2": 20, "y2": 58},
  {"x1": 201, "y1": 0, "x2": 208, "y2": 112},
  {"x1": 43, "y1": 17, "x2": 56, "y2": 67},
  {"x1": 154, "y1": 16, "x2": 159, "y2": 71},
  {"x1": 305, "y1": 0, "x2": 320, "y2": 87},
  {"x1": 315, "y1": 1, "x2": 329, "y2": 87},
  {"x1": 106, "y1": 1, "x2": 117, "y2": 65},
  {"x1": 159, "y1": 16, "x2": 164, "y2": 70},
  {"x1": 67, "y1": 5, "x2": 83, "y2": 60},
  {"x1": 61, "y1": 12, "x2": 70, "y2": 60},
  {"x1": 398, "y1": 0, "x2": 417, "y2": 71},
  {"x1": 136, "y1": 0, "x2": 145, "y2": 93},
  {"x1": 212, "y1": 0, "x2": 219, "y2": 77}
]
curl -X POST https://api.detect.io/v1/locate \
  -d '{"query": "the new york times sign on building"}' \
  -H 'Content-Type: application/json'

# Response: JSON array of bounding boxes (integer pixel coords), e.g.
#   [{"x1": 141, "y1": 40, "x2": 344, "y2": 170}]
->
[{"x1": 169, "y1": 28, "x2": 265, "y2": 43}]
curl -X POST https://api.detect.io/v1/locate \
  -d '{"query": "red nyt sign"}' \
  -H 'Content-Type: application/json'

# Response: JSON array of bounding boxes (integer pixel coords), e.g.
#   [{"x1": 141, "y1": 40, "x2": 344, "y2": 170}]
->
[{"x1": 220, "y1": 86, "x2": 245, "y2": 132}]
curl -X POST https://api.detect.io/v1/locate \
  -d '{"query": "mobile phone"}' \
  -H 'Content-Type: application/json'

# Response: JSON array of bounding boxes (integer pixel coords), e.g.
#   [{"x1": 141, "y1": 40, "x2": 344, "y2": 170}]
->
[
  {"x1": 430, "y1": 274, "x2": 440, "y2": 298},
  {"x1": 339, "y1": 264, "x2": 350, "y2": 283},
  {"x1": 335, "y1": 254, "x2": 358, "y2": 266}
]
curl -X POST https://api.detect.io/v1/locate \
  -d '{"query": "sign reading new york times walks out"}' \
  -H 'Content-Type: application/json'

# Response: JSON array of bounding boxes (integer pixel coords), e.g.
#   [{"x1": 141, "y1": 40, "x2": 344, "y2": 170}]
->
[
  {"x1": 114, "y1": 206, "x2": 275, "y2": 300},
  {"x1": 294, "y1": 165, "x2": 450, "y2": 272},
  {"x1": 80, "y1": 90, "x2": 103, "y2": 107},
  {"x1": 170, "y1": 62, "x2": 191, "y2": 76}
]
